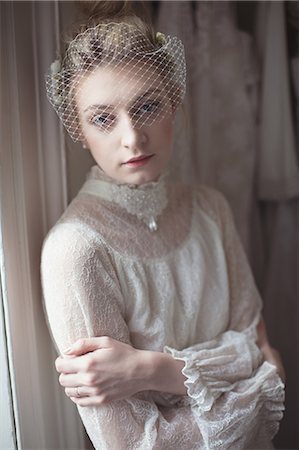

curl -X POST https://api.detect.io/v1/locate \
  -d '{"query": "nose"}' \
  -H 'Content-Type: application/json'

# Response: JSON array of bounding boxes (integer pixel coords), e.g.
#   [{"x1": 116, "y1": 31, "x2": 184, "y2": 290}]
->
[{"x1": 120, "y1": 113, "x2": 147, "y2": 149}]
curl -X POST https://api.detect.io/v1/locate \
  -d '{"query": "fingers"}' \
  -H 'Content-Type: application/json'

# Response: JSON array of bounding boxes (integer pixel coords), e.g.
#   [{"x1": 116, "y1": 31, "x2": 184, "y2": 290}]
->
[
  {"x1": 70, "y1": 394, "x2": 108, "y2": 407},
  {"x1": 59, "y1": 372, "x2": 81, "y2": 387},
  {"x1": 62, "y1": 336, "x2": 114, "y2": 357},
  {"x1": 65, "y1": 386, "x2": 99, "y2": 399},
  {"x1": 55, "y1": 353, "x2": 92, "y2": 374},
  {"x1": 59, "y1": 370, "x2": 101, "y2": 388}
]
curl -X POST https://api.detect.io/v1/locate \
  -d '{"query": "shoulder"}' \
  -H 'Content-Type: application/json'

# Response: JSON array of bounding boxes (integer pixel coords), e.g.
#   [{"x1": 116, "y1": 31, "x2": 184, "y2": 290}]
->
[
  {"x1": 191, "y1": 184, "x2": 234, "y2": 228},
  {"x1": 170, "y1": 180, "x2": 228, "y2": 206},
  {"x1": 193, "y1": 183, "x2": 230, "y2": 208},
  {"x1": 42, "y1": 220, "x2": 90, "y2": 250},
  {"x1": 41, "y1": 221, "x2": 94, "y2": 270},
  {"x1": 41, "y1": 191, "x2": 111, "y2": 270},
  {"x1": 41, "y1": 187, "x2": 107, "y2": 259},
  {"x1": 40, "y1": 220, "x2": 117, "y2": 295},
  {"x1": 168, "y1": 181, "x2": 234, "y2": 234}
]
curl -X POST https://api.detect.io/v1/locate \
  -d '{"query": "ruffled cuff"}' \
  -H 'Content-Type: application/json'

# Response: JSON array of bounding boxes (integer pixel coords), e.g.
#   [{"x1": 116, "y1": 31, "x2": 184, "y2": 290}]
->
[
  {"x1": 163, "y1": 330, "x2": 263, "y2": 413},
  {"x1": 193, "y1": 362, "x2": 285, "y2": 450}
]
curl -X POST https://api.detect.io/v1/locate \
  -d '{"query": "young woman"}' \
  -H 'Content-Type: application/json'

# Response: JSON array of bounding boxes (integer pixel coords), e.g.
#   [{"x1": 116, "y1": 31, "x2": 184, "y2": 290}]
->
[{"x1": 41, "y1": 6, "x2": 285, "y2": 450}]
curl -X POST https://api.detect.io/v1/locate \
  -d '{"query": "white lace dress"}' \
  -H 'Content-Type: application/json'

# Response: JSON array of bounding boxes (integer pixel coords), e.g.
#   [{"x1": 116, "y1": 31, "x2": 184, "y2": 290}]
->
[{"x1": 41, "y1": 165, "x2": 284, "y2": 450}]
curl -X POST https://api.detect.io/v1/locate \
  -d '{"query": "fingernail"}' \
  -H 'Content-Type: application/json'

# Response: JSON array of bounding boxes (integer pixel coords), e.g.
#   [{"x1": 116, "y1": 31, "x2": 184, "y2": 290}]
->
[{"x1": 63, "y1": 347, "x2": 73, "y2": 354}]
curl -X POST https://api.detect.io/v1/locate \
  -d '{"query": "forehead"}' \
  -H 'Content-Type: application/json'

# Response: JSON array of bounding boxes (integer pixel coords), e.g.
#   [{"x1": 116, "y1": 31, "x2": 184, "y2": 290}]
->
[{"x1": 75, "y1": 64, "x2": 165, "y2": 110}]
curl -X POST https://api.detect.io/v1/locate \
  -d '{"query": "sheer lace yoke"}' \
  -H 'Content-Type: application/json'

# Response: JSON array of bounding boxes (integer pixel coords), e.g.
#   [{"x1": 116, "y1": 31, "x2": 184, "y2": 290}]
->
[{"x1": 61, "y1": 165, "x2": 194, "y2": 260}]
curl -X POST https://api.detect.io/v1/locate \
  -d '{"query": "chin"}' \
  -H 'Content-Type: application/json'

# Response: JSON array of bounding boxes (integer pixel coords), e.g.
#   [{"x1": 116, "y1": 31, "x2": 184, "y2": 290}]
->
[{"x1": 125, "y1": 171, "x2": 160, "y2": 186}]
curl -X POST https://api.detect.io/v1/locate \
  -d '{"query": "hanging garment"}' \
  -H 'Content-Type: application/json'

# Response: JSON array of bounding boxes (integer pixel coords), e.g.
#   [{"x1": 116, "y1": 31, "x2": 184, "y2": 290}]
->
[
  {"x1": 255, "y1": 2, "x2": 299, "y2": 200},
  {"x1": 156, "y1": 2, "x2": 259, "y2": 254}
]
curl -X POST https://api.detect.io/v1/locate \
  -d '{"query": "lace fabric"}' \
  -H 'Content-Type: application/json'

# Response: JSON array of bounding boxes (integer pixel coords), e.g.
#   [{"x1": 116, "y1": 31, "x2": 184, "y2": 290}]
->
[
  {"x1": 41, "y1": 165, "x2": 284, "y2": 449},
  {"x1": 80, "y1": 166, "x2": 168, "y2": 231}
]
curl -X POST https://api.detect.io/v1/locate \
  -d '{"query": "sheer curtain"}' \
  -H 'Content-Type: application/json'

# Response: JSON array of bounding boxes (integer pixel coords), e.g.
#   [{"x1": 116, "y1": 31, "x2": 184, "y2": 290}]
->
[{"x1": 0, "y1": 1, "x2": 86, "y2": 448}]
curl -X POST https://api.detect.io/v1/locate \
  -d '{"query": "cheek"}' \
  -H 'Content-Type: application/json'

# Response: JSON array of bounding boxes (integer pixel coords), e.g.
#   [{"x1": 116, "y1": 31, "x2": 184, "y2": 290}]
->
[
  {"x1": 85, "y1": 128, "x2": 112, "y2": 153},
  {"x1": 87, "y1": 133, "x2": 101, "y2": 148},
  {"x1": 152, "y1": 113, "x2": 174, "y2": 138},
  {"x1": 85, "y1": 135, "x2": 108, "y2": 164},
  {"x1": 160, "y1": 118, "x2": 174, "y2": 149}
]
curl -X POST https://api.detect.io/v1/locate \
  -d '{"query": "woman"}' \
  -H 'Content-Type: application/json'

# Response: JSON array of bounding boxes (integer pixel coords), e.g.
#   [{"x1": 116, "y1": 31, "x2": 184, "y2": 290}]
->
[{"x1": 41, "y1": 5, "x2": 285, "y2": 449}]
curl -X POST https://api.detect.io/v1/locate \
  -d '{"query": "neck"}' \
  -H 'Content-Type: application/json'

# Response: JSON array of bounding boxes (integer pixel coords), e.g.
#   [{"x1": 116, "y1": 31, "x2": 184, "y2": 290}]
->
[
  {"x1": 91, "y1": 165, "x2": 165, "y2": 188},
  {"x1": 79, "y1": 165, "x2": 169, "y2": 232}
]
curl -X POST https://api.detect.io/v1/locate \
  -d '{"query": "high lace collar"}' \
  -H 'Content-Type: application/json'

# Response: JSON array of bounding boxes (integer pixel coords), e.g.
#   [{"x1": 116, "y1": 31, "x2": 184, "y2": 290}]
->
[{"x1": 79, "y1": 165, "x2": 168, "y2": 232}]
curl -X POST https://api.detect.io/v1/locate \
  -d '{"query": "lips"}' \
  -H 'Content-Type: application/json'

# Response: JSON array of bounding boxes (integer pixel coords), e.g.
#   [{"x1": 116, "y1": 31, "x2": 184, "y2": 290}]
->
[{"x1": 124, "y1": 154, "x2": 154, "y2": 164}]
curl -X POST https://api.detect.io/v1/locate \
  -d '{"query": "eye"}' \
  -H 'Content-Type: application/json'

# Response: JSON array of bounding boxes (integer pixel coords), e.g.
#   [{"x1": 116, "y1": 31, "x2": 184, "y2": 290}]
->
[
  {"x1": 89, "y1": 113, "x2": 116, "y2": 130},
  {"x1": 135, "y1": 101, "x2": 160, "y2": 115}
]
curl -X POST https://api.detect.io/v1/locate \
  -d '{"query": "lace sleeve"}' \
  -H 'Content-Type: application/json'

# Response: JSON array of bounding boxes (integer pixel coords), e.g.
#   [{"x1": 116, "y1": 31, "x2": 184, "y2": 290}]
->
[
  {"x1": 162, "y1": 186, "x2": 284, "y2": 448},
  {"x1": 40, "y1": 222, "x2": 204, "y2": 450}
]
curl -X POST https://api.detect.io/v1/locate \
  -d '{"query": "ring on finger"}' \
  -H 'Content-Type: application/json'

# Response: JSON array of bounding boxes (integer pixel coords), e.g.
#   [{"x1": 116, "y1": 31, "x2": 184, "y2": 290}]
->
[{"x1": 76, "y1": 386, "x2": 81, "y2": 398}]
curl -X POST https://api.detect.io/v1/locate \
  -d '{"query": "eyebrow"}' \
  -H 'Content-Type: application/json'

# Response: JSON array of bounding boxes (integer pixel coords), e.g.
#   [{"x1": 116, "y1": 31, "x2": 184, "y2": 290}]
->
[
  {"x1": 84, "y1": 104, "x2": 113, "y2": 114},
  {"x1": 133, "y1": 88, "x2": 162, "y2": 104},
  {"x1": 83, "y1": 88, "x2": 162, "y2": 114}
]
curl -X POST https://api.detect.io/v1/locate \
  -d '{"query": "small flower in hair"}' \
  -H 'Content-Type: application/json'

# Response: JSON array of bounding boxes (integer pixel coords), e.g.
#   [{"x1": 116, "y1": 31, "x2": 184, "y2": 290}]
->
[
  {"x1": 50, "y1": 58, "x2": 62, "y2": 75},
  {"x1": 156, "y1": 32, "x2": 166, "y2": 45}
]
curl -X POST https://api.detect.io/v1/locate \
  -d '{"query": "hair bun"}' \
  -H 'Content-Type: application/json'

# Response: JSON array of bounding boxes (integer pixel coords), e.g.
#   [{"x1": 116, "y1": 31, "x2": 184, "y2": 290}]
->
[{"x1": 77, "y1": 1, "x2": 134, "y2": 22}]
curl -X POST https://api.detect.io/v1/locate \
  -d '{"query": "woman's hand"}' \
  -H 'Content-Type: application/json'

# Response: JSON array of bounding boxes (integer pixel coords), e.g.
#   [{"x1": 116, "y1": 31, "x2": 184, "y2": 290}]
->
[
  {"x1": 256, "y1": 318, "x2": 286, "y2": 383},
  {"x1": 55, "y1": 336, "x2": 153, "y2": 407},
  {"x1": 55, "y1": 336, "x2": 188, "y2": 407}
]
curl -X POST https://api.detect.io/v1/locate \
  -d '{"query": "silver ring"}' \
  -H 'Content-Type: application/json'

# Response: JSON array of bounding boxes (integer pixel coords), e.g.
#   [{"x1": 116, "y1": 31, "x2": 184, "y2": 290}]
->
[{"x1": 76, "y1": 387, "x2": 81, "y2": 398}]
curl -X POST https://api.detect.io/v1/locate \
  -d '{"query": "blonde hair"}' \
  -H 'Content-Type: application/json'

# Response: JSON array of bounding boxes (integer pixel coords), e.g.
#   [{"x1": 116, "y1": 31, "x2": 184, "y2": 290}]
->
[{"x1": 61, "y1": 1, "x2": 157, "y2": 66}]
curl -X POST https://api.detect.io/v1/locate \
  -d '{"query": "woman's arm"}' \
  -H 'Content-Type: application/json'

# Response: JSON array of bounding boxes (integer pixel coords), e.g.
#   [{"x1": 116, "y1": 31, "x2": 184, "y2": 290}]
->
[{"x1": 55, "y1": 316, "x2": 284, "y2": 408}]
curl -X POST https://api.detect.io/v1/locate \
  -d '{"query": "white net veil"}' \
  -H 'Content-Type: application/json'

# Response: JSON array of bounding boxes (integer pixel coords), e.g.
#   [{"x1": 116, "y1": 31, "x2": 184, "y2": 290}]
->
[{"x1": 45, "y1": 21, "x2": 186, "y2": 142}]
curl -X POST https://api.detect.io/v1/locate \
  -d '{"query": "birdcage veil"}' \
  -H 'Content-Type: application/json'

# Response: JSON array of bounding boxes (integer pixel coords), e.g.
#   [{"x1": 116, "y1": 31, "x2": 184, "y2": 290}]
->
[{"x1": 45, "y1": 22, "x2": 186, "y2": 142}]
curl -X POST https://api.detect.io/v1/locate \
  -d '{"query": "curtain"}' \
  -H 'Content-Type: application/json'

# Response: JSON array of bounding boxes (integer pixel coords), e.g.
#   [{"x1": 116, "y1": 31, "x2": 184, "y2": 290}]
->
[
  {"x1": 252, "y1": 3, "x2": 299, "y2": 448},
  {"x1": 0, "y1": 1, "x2": 87, "y2": 448}
]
